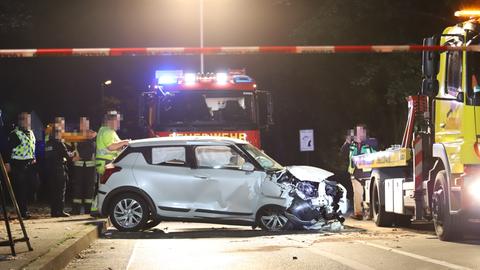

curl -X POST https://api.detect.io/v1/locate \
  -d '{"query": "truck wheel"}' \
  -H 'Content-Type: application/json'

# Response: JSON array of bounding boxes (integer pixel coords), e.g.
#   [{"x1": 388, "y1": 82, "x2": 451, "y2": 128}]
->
[
  {"x1": 432, "y1": 170, "x2": 463, "y2": 241},
  {"x1": 371, "y1": 179, "x2": 394, "y2": 227}
]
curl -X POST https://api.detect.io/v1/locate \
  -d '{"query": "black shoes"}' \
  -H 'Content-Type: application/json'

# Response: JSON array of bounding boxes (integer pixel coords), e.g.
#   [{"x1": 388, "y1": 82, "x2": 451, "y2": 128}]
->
[{"x1": 21, "y1": 212, "x2": 32, "y2": 220}]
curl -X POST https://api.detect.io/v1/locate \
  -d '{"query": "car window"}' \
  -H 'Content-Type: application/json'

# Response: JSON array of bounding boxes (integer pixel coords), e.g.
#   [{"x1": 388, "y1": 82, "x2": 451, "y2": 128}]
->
[
  {"x1": 151, "y1": 146, "x2": 186, "y2": 166},
  {"x1": 195, "y1": 145, "x2": 246, "y2": 170}
]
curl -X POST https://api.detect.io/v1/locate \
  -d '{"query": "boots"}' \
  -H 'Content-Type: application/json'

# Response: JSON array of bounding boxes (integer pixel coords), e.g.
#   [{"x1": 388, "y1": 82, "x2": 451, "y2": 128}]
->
[{"x1": 71, "y1": 203, "x2": 82, "y2": 215}]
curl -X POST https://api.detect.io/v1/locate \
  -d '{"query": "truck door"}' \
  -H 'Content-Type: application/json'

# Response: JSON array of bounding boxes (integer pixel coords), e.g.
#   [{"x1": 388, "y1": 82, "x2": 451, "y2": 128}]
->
[{"x1": 434, "y1": 36, "x2": 465, "y2": 175}]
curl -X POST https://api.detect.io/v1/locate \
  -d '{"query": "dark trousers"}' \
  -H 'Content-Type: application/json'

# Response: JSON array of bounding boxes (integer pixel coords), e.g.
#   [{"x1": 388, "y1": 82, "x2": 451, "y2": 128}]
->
[
  {"x1": 72, "y1": 164, "x2": 96, "y2": 213},
  {"x1": 49, "y1": 166, "x2": 67, "y2": 215},
  {"x1": 10, "y1": 160, "x2": 35, "y2": 216}
]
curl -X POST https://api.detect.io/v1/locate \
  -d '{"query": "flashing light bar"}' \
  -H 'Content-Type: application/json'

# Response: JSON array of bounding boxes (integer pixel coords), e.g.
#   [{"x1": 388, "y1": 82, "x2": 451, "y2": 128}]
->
[
  {"x1": 455, "y1": 10, "x2": 480, "y2": 18},
  {"x1": 184, "y1": 73, "x2": 197, "y2": 85}
]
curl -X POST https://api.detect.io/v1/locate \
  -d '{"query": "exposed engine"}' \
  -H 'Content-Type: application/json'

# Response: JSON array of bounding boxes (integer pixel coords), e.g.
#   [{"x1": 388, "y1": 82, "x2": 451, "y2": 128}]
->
[{"x1": 274, "y1": 167, "x2": 346, "y2": 230}]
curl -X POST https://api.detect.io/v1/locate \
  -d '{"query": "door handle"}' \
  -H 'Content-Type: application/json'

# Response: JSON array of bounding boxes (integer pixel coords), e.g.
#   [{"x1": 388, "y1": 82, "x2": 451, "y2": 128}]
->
[{"x1": 194, "y1": 175, "x2": 209, "y2": 180}]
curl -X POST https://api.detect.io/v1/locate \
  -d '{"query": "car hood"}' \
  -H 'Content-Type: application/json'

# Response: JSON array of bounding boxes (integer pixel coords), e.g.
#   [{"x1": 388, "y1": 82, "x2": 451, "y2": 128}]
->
[{"x1": 285, "y1": 166, "x2": 334, "y2": 182}]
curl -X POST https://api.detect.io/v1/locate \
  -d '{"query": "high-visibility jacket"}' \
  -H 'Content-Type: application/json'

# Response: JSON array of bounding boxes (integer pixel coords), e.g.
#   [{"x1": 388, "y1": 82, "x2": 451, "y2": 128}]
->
[
  {"x1": 11, "y1": 127, "x2": 35, "y2": 160},
  {"x1": 95, "y1": 126, "x2": 120, "y2": 174},
  {"x1": 348, "y1": 142, "x2": 375, "y2": 174}
]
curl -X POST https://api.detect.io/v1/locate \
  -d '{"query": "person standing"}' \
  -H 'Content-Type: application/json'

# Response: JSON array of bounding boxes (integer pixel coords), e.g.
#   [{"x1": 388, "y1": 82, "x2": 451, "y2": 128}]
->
[
  {"x1": 45, "y1": 121, "x2": 72, "y2": 217},
  {"x1": 341, "y1": 124, "x2": 377, "y2": 220},
  {"x1": 71, "y1": 117, "x2": 97, "y2": 215},
  {"x1": 5, "y1": 112, "x2": 36, "y2": 219},
  {"x1": 90, "y1": 111, "x2": 129, "y2": 214}
]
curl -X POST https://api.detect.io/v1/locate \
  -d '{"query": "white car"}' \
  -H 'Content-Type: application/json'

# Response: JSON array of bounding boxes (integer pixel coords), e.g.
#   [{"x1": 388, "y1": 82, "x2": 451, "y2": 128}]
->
[{"x1": 97, "y1": 137, "x2": 347, "y2": 232}]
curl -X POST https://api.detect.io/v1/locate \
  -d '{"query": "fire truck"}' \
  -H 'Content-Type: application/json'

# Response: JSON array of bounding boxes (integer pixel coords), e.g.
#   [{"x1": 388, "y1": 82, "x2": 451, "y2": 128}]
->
[
  {"x1": 138, "y1": 69, "x2": 273, "y2": 148},
  {"x1": 352, "y1": 10, "x2": 480, "y2": 241}
]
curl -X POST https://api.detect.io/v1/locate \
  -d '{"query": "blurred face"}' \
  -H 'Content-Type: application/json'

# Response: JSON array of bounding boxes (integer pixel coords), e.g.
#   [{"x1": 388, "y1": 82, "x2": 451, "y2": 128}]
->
[
  {"x1": 107, "y1": 115, "x2": 121, "y2": 131},
  {"x1": 18, "y1": 112, "x2": 31, "y2": 130},
  {"x1": 80, "y1": 117, "x2": 89, "y2": 133},
  {"x1": 356, "y1": 126, "x2": 367, "y2": 142},
  {"x1": 54, "y1": 122, "x2": 64, "y2": 139},
  {"x1": 55, "y1": 117, "x2": 65, "y2": 131}
]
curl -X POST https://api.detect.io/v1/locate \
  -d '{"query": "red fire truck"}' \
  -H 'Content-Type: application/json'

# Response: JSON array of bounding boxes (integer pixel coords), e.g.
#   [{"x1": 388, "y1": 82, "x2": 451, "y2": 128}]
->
[{"x1": 139, "y1": 69, "x2": 273, "y2": 147}]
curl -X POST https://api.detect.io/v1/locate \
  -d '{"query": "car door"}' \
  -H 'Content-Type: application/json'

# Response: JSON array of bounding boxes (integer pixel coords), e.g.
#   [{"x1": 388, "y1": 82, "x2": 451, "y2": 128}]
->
[
  {"x1": 190, "y1": 144, "x2": 265, "y2": 218},
  {"x1": 133, "y1": 145, "x2": 197, "y2": 217}
]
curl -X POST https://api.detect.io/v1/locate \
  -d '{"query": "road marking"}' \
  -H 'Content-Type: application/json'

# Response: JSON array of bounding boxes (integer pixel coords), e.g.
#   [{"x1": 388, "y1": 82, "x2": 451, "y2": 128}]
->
[
  {"x1": 309, "y1": 248, "x2": 376, "y2": 270},
  {"x1": 126, "y1": 240, "x2": 139, "y2": 270},
  {"x1": 356, "y1": 241, "x2": 473, "y2": 270}
]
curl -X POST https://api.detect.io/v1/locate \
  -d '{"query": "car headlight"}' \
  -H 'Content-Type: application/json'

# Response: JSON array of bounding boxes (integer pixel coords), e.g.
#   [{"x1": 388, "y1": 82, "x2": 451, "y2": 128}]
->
[{"x1": 468, "y1": 180, "x2": 480, "y2": 202}]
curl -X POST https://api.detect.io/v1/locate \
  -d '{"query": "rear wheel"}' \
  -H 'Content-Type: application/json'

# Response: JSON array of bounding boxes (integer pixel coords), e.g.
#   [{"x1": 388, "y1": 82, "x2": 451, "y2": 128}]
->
[
  {"x1": 257, "y1": 206, "x2": 288, "y2": 231},
  {"x1": 371, "y1": 179, "x2": 394, "y2": 227},
  {"x1": 109, "y1": 193, "x2": 149, "y2": 232},
  {"x1": 432, "y1": 170, "x2": 463, "y2": 241}
]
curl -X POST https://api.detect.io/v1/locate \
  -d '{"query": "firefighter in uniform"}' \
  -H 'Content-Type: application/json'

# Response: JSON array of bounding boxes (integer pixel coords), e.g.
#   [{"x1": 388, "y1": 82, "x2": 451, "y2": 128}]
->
[
  {"x1": 45, "y1": 121, "x2": 73, "y2": 217},
  {"x1": 341, "y1": 124, "x2": 377, "y2": 220},
  {"x1": 71, "y1": 117, "x2": 97, "y2": 215},
  {"x1": 90, "y1": 111, "x2": 129, "y2": 214},
  {"x1": 5, "y1": 112, "x2": 36, "y2": 219}
]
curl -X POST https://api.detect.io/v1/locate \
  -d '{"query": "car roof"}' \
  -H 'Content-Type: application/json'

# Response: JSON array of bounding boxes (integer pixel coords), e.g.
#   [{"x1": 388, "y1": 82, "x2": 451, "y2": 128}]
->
[{"x1": 128, "y1": 136, "x2": 249, "y2": 148}]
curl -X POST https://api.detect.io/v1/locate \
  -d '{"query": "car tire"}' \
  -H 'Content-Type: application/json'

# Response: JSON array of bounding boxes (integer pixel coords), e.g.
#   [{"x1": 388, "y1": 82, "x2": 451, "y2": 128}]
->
[
  {"x1": 371, "y1": 179, "x2": 394, "y2": 227},
  {"x1": 432, "y1": 170, "x2": 464, "y2": 241},
  {"x1": 257, "y1": 206, "x2": 289, "y2": 231},
  {"x1": 109, "y1": 193, "x2": 149, "y2": 232}
]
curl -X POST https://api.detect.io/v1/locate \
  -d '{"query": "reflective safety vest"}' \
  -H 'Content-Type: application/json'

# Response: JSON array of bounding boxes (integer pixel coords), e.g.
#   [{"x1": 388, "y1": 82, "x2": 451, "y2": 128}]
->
[
  {"x1": 95, "y1": 126, "x2": 120, "y2": 174},
  {"x1": 11, "y1": 127, "x2": 36, "y2": 160},
  {"x1": 348, "y1": 143, "x2": 375, "y2": 174}
]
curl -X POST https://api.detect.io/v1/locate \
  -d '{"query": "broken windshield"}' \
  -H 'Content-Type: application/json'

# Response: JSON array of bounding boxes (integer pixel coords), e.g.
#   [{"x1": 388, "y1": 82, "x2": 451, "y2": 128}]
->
[
  {"x1": 157, "y1": 91, "x2": 257, "y2": 126},
  {"x1": 240, "y1": 143, "x2": 283, "y2": 171}
]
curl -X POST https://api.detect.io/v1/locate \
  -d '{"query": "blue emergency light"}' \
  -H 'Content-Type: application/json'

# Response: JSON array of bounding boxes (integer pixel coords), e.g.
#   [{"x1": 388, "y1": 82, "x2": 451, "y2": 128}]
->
[{"x1": 155, "y1": 70, "x2": 183, "y2": 85}]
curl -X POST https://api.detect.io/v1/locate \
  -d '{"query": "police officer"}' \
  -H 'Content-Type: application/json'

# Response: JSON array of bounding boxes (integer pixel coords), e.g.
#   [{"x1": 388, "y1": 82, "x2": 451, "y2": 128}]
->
[
  {"x1": 45, "y1": 121, "x2": 73, "y2": 217},
  {"x1": 90, "y1": 111, "x2": 129, "y2": 214},
  {"x1": 5, "y1": 112, "x2": 36, "y2": 219},
  {"x1": 341, "y1": 124, "x2": 377, "y2": 220},
  {"x1": 71, "y1": 117, "x2": 97, "y2": 215}
]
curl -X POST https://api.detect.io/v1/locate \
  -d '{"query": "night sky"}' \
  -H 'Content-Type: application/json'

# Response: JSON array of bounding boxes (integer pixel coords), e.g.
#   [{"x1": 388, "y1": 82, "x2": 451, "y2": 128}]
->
[{"x1": 0, "y1": 0, "x2": 474, "y2": 177}]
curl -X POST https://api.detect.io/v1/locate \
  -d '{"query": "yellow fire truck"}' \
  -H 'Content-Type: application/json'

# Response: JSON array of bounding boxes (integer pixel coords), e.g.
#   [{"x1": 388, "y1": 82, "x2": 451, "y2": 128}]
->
[{"x1": 352, "y1": 10, "x2": 480, "y2": 241}]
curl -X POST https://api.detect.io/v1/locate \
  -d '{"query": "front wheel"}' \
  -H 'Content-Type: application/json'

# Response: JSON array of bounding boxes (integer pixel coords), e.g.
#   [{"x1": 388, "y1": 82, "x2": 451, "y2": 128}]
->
[
  {"x1": 432, "y1": 170, "x2": 463, "y2": 241},
  {"x1": 109, "y1": 193, "x2": 149, "y2": 232},
  {"x1": 257, "y1": 207, "x2": 289, "y2": 231}
]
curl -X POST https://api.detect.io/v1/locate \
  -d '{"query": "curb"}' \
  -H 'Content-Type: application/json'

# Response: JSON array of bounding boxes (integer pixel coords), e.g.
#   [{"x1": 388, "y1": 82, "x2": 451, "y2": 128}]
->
[{"x1": 23, "y1": 220, "x2": 106, "y2": 270}]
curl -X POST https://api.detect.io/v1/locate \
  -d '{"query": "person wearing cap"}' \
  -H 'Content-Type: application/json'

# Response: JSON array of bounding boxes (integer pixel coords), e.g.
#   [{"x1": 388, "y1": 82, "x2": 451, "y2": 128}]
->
[
  {"x1": 71, "y1": 117, "x2": 97, "y2": 215},
  {"x1": 91, "y1": 111, "x2": 129, "y2": 214}
]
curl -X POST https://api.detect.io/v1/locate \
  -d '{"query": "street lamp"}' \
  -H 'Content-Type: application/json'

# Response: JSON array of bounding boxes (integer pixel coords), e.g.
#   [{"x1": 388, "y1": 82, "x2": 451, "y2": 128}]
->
[
  {"x1": 199, "y1": 0, "x2": 204, "y2": 74},
  {"x1": 100, "y1": 80, "x2": 112, "y2": 114}
]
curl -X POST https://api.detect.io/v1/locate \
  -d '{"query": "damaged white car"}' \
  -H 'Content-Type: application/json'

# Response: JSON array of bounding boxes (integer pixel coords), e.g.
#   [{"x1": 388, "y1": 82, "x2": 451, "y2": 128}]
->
[{"x1": 97, "y1": 137, "x2": 347, "y2": 232}]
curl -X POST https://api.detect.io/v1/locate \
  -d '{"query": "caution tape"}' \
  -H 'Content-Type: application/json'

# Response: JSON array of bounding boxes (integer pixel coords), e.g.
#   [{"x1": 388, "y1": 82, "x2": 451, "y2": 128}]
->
[{"x1": 0, "y1": 45, "x2": 480, "y2": 58}]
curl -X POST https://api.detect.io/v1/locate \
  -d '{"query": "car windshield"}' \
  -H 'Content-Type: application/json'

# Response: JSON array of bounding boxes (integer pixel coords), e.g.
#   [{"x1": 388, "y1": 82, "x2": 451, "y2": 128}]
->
[
  {"x1": 240, "y1": 143, "x2": 283, "y2": 171},
  {"x1": 156, "y1": 91, "x2": 257, "y2": 126}
]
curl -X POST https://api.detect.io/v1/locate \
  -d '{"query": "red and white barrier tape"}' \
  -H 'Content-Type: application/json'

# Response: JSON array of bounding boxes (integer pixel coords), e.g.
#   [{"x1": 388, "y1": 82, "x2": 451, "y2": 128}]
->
[{"x1": 1, "y1": 45, "x2": 480, "y2": 57}]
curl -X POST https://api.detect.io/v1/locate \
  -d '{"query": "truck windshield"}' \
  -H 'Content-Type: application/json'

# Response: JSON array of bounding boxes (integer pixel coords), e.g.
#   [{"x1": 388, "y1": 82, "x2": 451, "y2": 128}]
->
[
  {"x1": 240, "y1": 143, "x2": 284, "y2": 171},
  {"x1": 156, "y1": 91, "x2": 257, "y2": 126}
]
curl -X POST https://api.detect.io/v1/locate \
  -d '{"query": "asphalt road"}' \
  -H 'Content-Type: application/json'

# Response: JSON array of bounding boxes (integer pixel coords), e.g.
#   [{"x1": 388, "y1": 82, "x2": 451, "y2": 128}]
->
[{"x1": 65, "y1": 219, "x2": 480, "y2": 270}]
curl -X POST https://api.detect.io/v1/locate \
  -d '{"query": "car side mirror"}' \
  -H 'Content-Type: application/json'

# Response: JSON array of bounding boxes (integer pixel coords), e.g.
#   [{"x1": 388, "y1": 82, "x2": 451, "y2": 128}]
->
[{"x1": 241, "y1": 162, "x2": 255, "y2": 172}]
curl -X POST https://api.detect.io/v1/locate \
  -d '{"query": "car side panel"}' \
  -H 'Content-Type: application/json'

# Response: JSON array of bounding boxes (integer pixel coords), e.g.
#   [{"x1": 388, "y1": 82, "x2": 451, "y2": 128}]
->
[{"x1": 132, "y1": 154, "x2": 198, "y2": 218}]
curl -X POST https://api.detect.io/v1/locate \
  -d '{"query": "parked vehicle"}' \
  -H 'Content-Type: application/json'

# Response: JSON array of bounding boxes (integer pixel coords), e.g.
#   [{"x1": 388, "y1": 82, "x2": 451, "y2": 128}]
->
[{"x1": 97, "y1": 136, "x2": 347, "y2": 232}]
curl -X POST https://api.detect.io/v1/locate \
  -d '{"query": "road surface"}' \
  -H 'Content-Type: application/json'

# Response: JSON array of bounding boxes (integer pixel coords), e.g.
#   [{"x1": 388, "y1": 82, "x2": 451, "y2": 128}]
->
[{"x1": 65, "y1": 219, "x2": 480, "y2": 270}]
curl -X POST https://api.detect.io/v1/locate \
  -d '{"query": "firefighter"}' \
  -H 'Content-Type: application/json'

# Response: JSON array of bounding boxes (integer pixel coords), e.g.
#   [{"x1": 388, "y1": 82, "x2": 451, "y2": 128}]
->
[
  {"x1": 90, "y1": 111, "x2": 129, "y2": 214},
  {"x1": 71, "y1": 117, "x2": 97, "y2": 215},
  {"x1": 5, "y1": 112, "x2": 36, "y2": 219},
  {"x1": 341, "y1": 124, "x2": 377, "y2": 220},
  {"x1": 45, "y1": 121, "x2": 73, "y2": 217}
]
